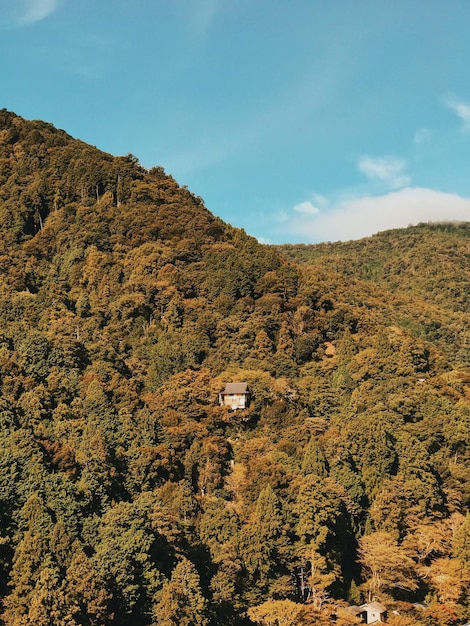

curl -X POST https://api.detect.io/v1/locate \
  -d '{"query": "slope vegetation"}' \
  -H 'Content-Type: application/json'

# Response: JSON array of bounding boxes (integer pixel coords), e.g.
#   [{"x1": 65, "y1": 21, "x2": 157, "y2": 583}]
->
[{"x1": 0, "y1": 111, "x2": 469, "y2": 625}]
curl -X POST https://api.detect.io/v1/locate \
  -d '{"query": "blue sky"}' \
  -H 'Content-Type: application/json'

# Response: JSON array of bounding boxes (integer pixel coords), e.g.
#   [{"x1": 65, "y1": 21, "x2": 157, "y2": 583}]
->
[{"x1": 2, "y1": 1, "x2": 470, "y2": 243}]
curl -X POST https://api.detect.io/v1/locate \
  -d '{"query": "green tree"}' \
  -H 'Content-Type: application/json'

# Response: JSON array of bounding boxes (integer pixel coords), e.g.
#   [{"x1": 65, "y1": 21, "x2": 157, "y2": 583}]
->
[
  {"x1": 238, "y1": 485, "x2": 289, "y2": 599},
  {"x1": 3, "y1": 532, "x2": 49, "y2": 625},
  {"x1": 153, "y1": 557, "x2": 208, "y2": 626},
  {"x1": 59, "y1": 548, "x2": 112, "y2": 625},
  {"x1": 92, "y1": 496, "x2": 162, "y2": 621},
  {"x1": 452, "y1": 513, "x2": 470, "y2": 575},
  {"x1": 293, "y1": 475, "x2": 343, "y2": 549},
  {"x1": 301, "y1": 438, "x2": 328, "y2": 477}
]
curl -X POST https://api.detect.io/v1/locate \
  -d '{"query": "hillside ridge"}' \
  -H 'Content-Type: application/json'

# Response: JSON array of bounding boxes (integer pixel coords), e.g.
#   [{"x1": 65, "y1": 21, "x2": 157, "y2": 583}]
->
[{"x1": 0, "y1": 110, "x2": 469, "y2": 625}]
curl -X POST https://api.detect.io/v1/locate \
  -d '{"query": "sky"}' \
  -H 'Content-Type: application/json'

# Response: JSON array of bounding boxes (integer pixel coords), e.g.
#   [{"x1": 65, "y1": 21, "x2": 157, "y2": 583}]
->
[{"x1": 1, "y1": 1, "x2": 470, "y2": 244}]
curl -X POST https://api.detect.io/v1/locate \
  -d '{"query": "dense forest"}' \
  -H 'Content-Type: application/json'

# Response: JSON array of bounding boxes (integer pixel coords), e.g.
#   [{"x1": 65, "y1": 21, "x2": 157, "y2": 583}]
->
[{"x1": 0, "y1": 109, "x2": 469, "y2": 625}]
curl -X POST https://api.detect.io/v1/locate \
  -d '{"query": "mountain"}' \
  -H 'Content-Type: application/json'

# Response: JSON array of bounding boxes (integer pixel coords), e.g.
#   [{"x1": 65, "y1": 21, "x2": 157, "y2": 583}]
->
[
  {"x1": 0, "y1": 110, "x2": 469, "y2": 626},
  {"x1": 277, "y1": 222, "x2": 470, "y2": 367}
]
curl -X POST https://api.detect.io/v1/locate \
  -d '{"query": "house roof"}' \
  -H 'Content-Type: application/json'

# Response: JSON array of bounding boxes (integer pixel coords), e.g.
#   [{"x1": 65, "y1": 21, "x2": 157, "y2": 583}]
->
[
  {"x1": 362, "y1": 602, "x2": 387, "y2": 613},
  {"x1": 221, "y1": 382, "x2": 248, "y2": 395},
  {"x1": 348, "y1": 602, "x2": 387, "y2": 616}
]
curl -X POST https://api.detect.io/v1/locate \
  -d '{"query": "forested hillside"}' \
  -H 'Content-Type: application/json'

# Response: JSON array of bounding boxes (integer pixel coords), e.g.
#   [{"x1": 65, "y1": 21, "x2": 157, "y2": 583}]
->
[
  {"x1": 277, "y1": 223, "x2": 470, "y2": 366},
  {"x1": 0, "y1": 109, "x2": 469, "y2": 626}
]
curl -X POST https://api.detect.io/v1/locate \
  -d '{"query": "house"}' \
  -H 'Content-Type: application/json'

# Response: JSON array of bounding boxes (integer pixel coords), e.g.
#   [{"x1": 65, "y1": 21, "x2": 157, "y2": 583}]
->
[
  {"x1": 348, "y1": 602, "x2": 387, "y2": 624},
  {"x1": 219, "y1": 382, "x2": 249, "y2": 410}
]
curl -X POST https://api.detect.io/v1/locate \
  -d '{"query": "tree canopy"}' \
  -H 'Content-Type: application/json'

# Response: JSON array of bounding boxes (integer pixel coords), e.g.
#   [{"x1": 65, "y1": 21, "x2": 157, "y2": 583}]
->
[{"x1": 0, "y1": 110, "x2": 469, "y2": 624}]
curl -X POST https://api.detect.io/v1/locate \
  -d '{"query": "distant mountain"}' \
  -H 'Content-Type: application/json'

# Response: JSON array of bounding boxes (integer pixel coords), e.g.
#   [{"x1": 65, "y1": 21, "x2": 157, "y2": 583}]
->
[
  {"x1": 276, "y1": 222, "x2": 470, "y2": 367},
  {"x1": 0, "y1": 111, "x2": 470, "y2": 626}
]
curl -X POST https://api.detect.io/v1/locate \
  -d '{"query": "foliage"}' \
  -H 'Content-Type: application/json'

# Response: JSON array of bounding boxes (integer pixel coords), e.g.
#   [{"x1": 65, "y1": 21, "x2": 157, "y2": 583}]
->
[{"x1": 0, "y1": 110, "x2": 469, "y2": 625}]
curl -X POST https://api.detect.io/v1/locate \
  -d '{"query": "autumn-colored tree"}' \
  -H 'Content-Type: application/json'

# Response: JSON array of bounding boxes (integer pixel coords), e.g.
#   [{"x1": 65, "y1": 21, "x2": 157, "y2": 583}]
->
[
  {"x1": 427, "y1": 557, "x2": 469, "y2": 603},
  {"x1": 358, "y1": 531, "x2": 418, "y2": 601},
  {"x1": 295, "y1": 545, "x2": 336, "y2": 609},
  {"x1": 23, "y1": 565, "x2": 62, "y2": 626},
  {"x1": 3, "y1": 532, "x2": 49, "y2": 625},
  {"x1": 248, "y1": 599, "x2": 302, "y2": 626}
]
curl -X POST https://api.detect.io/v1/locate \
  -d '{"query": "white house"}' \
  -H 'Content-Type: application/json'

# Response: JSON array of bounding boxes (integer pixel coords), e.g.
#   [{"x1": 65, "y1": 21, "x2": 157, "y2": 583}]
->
[
  {"x1": 349, "y1": 602, "x2": 387, "y2": 624},
  {"x1": 219, "y1": 382, "x2": 249, "y2": 410}
]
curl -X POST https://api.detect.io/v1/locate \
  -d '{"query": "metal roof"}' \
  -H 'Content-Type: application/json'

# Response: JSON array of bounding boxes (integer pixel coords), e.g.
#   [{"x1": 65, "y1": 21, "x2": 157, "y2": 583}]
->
[{"x1": 221, "y1": 382, "x2": 248, "y2": 395}]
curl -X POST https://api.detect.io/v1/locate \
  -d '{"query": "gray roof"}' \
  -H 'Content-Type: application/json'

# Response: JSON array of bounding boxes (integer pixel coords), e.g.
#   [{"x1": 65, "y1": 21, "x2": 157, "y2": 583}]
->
[
  {"x1": 362, "y1": 602, "x2": 387, "y2": 613},
  {"x1": 221, "y1": 382, "x2": 248, "y2": 395},
  {"x1": 348, "y1": 602, "x2": 387, "y2": 616}
]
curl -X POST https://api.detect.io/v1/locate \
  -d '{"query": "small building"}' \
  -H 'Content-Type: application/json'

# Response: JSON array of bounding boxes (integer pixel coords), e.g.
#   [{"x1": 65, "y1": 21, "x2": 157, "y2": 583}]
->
[
  {"x1": 219, "y1": 382, "x2": 249, "y2": 410},
  {"x1": 349, "y1": 602, "x2": 387, "y2": 624}
]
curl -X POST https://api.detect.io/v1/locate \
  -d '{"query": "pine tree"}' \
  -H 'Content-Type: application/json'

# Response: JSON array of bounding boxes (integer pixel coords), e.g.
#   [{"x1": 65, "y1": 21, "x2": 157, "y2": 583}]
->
[
  {"x1": 301, "y1": 438, "x2": 328, "y2": 477},
  {"x1": 153, "y1": 557, "x2": 208, "y2": 626},
  {"x1": 237, "y1": 485, "x2": 290, "y2": 601},
  {"x1": 453, "y1": 513, "x2": 470, "y2": 575},
  {"x1": 59, "y1": 549, "x2": 112, "y2": 625},
  {"x1": 3, "y1": 532, "x2": 48, "y2": 625}
]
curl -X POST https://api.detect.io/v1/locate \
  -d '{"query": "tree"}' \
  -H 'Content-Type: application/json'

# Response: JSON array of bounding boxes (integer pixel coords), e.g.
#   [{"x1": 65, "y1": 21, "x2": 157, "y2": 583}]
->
[
  {"x1": 153, "y1": 557, "x2": 208, "y2": 626},
  {"x1": 394, "y1": 432, "x2": 444, "y2": 517},
  {"x1": 301, "y1": 438, "x2": 328, "y2": 477},
  {"x1": 403, "y1": 518, "x2": 454, "y2": 565},
  {"x1": 238, "y1": 485, "x2": 288, "y2": 596},
  {"x1": 248, "y1": 599, "x2": 302, "y2": 626},
  {"x1": 92, "y1": 496, "x2": 162, "y2": 620},
  {"x1": 59, "y1": 549, "x2": 112, "y2": 626},
  {"x1": 427, "y1": 557, "x2": 469, "y2": 604},
  {"x1": 293, "y1": 475, "x2": 343, "y2": 550},
  {"x1": 358, "y1": 531, "x2": 418, "y2": 600},
  {"x1": 3, "y1": 532, "x2": 49, "y2": 625},
  {"x1": 452, "y1": 513, "x2": 470, "y2": 574},
  {"x1": 332, "y1": 328, "x2": 357, "y2": 395},
  {"x1": 23, "y1": 565, "x2": 62, "y2": 626},
  {"x1": 344, "y1": 413, "x2": 397, "y2": 500},
  {"x1": 253, "y1": 329, "x2": 274, "y2": 361},
  {"x1": 199, "y1": 499, "x2": 239, "y2": 564},
  {"x1": 274, "y1": 322, "x2": 296, "y2": 376},
  {"x1": 295, "y1": 546, "x2": 336, "y2": 610}
]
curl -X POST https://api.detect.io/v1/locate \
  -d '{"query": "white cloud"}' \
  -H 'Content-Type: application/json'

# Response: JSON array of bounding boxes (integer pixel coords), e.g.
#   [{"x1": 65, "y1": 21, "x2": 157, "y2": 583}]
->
[
  {"x1": 292, "y1": 201, "x2": 321, "y2": 216},
  {"x1": 358, "y1": 155, "x2": 411, "y2": 189},
  {"x1": 285, "y1": 187, "x2": 470, "y2": 243},
  {"x1": 446, "y1": 97, "x2": 470, "y2": 129},
  {"x1": 0, "y1": 0, "x2": 58, "y2": 26},
  {"x1": 22, "y1": 0, "x2": 58, "y2": 23}
]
